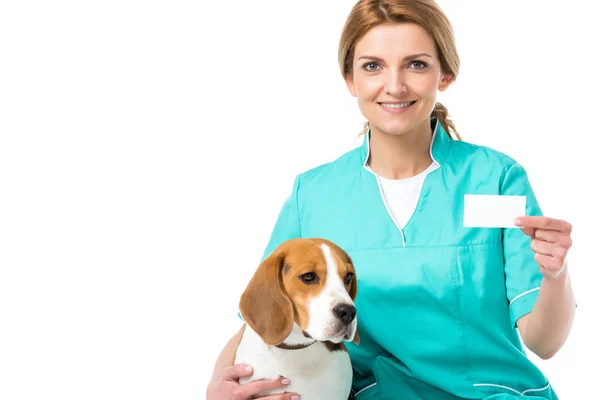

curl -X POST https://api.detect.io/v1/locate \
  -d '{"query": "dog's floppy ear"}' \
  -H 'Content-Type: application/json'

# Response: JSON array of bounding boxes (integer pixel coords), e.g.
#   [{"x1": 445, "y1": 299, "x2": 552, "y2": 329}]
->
[{"x1": 239, "y1": 249, "x2": 294, "y2": 346}]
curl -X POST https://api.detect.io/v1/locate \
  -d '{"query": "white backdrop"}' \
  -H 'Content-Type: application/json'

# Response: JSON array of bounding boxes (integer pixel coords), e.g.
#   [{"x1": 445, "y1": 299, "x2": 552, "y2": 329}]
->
[{"x1": 1, "y1": 1, "x2": 598, "y2": 399}]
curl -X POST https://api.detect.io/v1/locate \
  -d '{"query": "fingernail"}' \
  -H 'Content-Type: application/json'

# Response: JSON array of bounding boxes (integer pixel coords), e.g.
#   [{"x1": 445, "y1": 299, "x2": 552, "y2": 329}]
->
[
  {"x1": 244, "y1": 365, "x2": 252, "y2": 372},
  {"x1": 514, "y1": 218, "x2": 522, "y2": 226},
  {"x1": 282, "y1": 378, "x2": 291, "y2": 385},
  {"x1": 291, "y1": 396, "x2": 300, "y2": 400}
]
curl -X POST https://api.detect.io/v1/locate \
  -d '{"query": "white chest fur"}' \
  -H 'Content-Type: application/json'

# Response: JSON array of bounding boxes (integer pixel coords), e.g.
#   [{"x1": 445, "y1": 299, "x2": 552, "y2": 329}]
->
[{"x1": 234, "y1": 326, "x2": 353, "y2": 400}]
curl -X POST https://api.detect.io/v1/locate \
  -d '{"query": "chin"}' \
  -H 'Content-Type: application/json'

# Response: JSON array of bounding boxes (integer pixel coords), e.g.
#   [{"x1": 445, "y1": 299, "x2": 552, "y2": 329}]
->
[
  {"x1": 372, "y1": 112, "x2": 433, "y2": 136},
  {"x1": 372, "y1": 120, "x2": 413, "y2": 136}
]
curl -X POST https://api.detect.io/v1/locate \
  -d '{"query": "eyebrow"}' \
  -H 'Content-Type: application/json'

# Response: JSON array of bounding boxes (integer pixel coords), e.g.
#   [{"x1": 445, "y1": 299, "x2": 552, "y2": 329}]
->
[{"x1": 357, "y1": 53, "x2": 433, "y2": 62}]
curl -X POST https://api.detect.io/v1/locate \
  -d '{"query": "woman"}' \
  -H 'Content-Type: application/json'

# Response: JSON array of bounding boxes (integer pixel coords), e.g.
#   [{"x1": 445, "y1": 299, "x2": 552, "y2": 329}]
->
[{"x1": 207, "y1": 0, "x2": 576, "y2": 399}]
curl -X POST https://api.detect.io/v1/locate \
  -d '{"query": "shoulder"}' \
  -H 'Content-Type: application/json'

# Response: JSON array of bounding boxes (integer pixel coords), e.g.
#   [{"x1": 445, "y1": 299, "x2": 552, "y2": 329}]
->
[
  {"x1": 294, "y1": 146, "x2": 362, "y2": 189},
  {"x1": 449, "y1": 138, "x2": 522, "y2": 173}
]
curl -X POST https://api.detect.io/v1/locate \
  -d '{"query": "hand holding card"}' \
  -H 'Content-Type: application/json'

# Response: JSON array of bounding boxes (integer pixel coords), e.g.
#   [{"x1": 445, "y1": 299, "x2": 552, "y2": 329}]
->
[{"x1": 514, "y1": 216, "x2": 573, "y2": 279}]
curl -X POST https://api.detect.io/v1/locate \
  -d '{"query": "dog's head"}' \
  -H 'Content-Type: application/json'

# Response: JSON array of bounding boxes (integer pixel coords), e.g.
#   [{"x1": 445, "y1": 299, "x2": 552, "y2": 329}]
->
[{"x1": 239, "y1": 238, "x2": 359, "y2": 346}]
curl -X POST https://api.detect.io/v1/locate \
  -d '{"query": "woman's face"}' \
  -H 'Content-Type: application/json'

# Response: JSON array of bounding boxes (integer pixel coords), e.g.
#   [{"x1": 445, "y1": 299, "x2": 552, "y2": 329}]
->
[{"x1": 346, "y1": 23, "x2": 453, "y2": 136}]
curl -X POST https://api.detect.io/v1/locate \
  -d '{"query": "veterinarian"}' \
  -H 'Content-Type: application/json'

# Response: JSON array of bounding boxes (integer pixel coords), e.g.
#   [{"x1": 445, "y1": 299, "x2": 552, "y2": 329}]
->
[{"x1": 206, "y1": 0, "x2": 576, "y2": 399}]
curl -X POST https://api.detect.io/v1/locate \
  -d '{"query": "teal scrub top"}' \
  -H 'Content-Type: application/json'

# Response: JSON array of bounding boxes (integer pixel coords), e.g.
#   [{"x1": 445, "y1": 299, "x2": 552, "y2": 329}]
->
[{"x1": 259, "y1": 119, "x2": 557, "y2": 400}]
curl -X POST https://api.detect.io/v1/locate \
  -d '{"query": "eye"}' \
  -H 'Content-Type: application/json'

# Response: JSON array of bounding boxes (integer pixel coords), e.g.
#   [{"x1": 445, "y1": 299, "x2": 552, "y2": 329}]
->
[
  {"x1": 344, "y1": 272, "x2": 354, "y2": 285},
  {"x1": 300, "y1": 272, "x2": 318, "y2": 284},
  {"x1": 362, "y1": 62, "x2": 381, "y2": 72},
  {"x1": 409, "y1": 60, "x2": 428, "y2": 70}
]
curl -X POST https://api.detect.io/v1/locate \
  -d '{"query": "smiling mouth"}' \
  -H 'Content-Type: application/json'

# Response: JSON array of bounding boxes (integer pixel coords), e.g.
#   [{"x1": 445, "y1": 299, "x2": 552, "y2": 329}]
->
[{"x1": 378, "y1": 100, "x2": 417, "y2": 109}]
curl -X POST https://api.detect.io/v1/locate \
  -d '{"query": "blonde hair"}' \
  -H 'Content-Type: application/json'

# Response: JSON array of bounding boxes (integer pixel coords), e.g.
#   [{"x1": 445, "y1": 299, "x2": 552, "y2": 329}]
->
[{"x1": 339, "y1": 0, "x2": 461, "y2": 140}]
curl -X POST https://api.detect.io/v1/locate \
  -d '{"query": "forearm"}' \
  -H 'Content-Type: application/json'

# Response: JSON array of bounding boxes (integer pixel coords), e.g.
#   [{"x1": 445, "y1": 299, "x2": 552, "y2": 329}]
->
[
  {"x1": 208, "y1": 325, "x2": 245, "y2": 387},
  {"x1": 519, "y1": 265, "x2": 576, "y2": 359}
]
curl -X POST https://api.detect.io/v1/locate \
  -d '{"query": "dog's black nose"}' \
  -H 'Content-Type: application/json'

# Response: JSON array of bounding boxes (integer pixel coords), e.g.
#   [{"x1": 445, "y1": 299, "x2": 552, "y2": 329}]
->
[{"x1": 333, "y1": 304, "x2": 356, "y2": 325}]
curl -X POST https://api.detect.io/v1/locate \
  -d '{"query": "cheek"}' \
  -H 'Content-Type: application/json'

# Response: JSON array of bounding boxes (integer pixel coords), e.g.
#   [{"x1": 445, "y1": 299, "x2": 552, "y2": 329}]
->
[
  {"x1": 355, "y1": 75, "x2": 382, "y2": 101},
  {"x1": 412, "y1": 74, "x2": 441, "y2": 98},
  {"x1": 294, "y1": 302, "x2": 311, "y2": 329}
]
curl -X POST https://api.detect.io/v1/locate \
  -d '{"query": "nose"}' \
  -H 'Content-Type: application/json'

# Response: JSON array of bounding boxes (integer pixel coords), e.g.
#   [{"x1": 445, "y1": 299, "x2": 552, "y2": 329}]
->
[
  {"x1": 333, "y1": 304, "x2": 356, "y2": 325},
  {"x1": 384, "y1": 70, "x2": 407, "y2": 96}
]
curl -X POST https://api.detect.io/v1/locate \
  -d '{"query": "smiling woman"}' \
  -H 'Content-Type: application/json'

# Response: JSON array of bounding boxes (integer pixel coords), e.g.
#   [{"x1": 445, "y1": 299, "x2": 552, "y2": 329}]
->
[{"x1": 206, "y1": 1, "x2": 577, "y2": 399}]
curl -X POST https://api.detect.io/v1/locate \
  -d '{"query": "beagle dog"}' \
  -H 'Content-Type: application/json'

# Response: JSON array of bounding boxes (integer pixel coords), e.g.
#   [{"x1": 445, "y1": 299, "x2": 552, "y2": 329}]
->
[{"x1": 234, "y1": 238, "x2": 359, "y2": 399}]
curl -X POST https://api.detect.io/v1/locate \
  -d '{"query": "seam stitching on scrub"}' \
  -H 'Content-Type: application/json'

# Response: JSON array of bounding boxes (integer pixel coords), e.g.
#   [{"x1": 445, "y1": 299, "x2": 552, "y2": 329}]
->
[
  {"x1": 374, "y1": 174, "x2": 406, "y2": 247},
  {"x1": 430, "y1": 119, "x2": 439, "y2": 164},
  {"x1": 341, "y1": 241, "x2": 502, "y2": 252},
  {"x1": 361, "y1": 127, "x2": 407, "y2": 247},
  {"x1": 453, "y1": 248, "x2": 473, "y2": 388},
  {"x1": 509, "y1": 287, "x2": 541, "y2": 305},
  {"x1": 473, "y1": 383, "x2": 521, "y2": 395},
  {"x1": 473, "y1": 382, "x2": 550, "y2": 395},
  {"x1": 354, "y1": 382, "x2": 377, "y2": 396},
  {"x1": 522, "y1": 383, "x2": 550, "y2": 394},
  {"x1": 499, "y1": 161, "x2": 518, "y2": 193}
]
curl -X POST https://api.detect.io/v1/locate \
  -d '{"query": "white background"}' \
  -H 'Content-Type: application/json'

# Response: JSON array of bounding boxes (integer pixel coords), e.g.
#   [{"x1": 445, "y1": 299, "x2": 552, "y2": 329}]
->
[{"x1": 1, "y1": 1, "x2": 598, "y2": 399}]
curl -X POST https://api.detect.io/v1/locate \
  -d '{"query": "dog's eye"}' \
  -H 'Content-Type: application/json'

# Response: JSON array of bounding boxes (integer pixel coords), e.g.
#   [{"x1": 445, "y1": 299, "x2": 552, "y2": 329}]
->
[
  {"x1": 344, "y1": 273, "x2": 354, "y2": 284},
  {"x1": 300, "y1": 272, "x2": 318, "y2": 284}
]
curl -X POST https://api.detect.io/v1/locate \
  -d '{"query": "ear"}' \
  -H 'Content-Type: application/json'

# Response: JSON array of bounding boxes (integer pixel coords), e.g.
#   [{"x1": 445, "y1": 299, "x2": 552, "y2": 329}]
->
[
  {"x1": 239, "y1": 250, "x2": 294, "y2": 346},
  {"x1": 345, "y1": 74, "x2": 357, "y2": 97},
  {"x1": 438, "y1": 73, "x2": 455, "y2": 92}
]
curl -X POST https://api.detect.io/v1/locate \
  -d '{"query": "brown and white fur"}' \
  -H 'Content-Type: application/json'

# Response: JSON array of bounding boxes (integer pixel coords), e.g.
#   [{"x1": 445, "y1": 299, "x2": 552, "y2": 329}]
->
[{"x1": 235, "y1": 238, "x2": 360, "y2": 399}]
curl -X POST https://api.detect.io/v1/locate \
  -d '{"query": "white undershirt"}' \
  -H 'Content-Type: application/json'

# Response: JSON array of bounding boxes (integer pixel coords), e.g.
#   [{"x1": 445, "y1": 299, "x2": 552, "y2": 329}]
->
[{"x1": 366, "y1": 161, "x2": 439, "y2": 229}]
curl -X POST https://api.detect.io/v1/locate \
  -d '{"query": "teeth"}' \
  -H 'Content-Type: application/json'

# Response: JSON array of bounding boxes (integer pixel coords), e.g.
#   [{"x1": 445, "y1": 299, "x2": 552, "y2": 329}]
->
[{"x1": 381, "y1": 102, "x2": 413, "y2": 108}]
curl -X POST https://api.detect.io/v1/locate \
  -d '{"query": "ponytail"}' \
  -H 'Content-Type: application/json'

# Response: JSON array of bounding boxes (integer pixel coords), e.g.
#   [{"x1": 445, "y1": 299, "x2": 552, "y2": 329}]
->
[
  {"x1": 431, "y1": 102, "x2": 461, "y2": 140},
  {"x1": 360, "y1": 121, "x2": 370, "y2": 136}
]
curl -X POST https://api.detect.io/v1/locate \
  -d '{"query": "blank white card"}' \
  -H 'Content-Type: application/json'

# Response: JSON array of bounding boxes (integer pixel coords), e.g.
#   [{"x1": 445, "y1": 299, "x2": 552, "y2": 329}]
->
[{"x1": 463, "y1": 194, "x2": 526, "y2": 228}]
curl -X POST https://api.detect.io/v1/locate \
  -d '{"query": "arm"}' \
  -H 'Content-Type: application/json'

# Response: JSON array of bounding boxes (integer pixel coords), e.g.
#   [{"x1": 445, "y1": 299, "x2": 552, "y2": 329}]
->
[
  {"x1": 515, "y1": 218, "x2": 576, "y2": 359},
  {"x1": 208, "y1": 325, "x2": 245, "y2": 385},
  {"x1": 206, "y1": 325, "x2": 298, "y2": 400},
  {"x1": 501, "y1": 163, "x2": 576, "y2": 360}
]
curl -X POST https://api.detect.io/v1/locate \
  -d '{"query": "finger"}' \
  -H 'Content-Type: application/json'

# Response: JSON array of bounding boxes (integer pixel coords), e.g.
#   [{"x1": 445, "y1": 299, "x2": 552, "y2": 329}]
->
[
  {"x1": 259, "y1": 393, "x2": 300, "y2": 400},
  {"x1": 221, "y1": 364, "x2": 254, "y2": 381},
  {"x1": 515, "y1": 216, "x2": 572, "y2": 233},
  {"x1": 534, "y1": 229, "x2": 573, "y2": 249},
  {"x1": 244, "y1": 377, "x2": 293, "y2": 397},
  {"x1": 530, "y1": 239, "x2": 554, "y2": 256},
  {"x1": 534, "y1": 229, "x2": 558, "y2": 243},
  {"x1": 520, "y1": 227, "x2": 536, "y2": 237}
]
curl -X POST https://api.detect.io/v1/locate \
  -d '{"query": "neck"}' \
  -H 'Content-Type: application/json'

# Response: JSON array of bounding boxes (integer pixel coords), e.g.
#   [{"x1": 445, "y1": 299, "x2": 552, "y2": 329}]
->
[
  {"x1": 276, "y1": 342, "x2": 315, "y2": 350},
  {"x1": 275, "y1": 323, "x2": 316, "y2": 350},
  {"x1": 367, "y1": 119, "x2": 434, "y2": 180}
]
